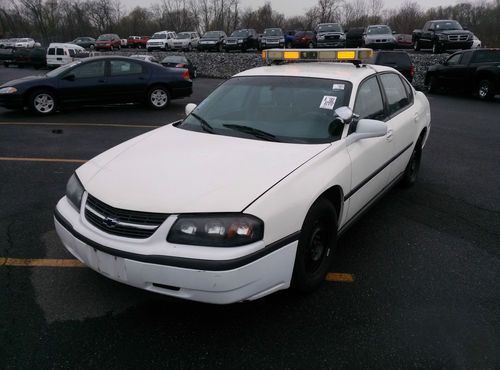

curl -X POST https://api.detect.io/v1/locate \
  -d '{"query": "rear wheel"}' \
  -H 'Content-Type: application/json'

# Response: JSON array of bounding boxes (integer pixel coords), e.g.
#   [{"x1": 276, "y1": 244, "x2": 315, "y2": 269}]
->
[
  {"x1": 292, "y1": 199, "x2": 337, "y2": 292},
  {"x1": 29, "y1": 90, "x2": 57, "y2": 115},
  {"x1": 427, "y1": 76, "x2": 439, "y2": 93},
  {"x1": 147, "y1": 86, "x2": 170, "y2": 110},
  {"x1": 401, "y1": 138, "x2": 423, "y2": 187},
  {"x1": 432, "y1": 41, "x2": 441, "y2": 54},
  {"x1": 477, "y1": 79, "x2": 495, "y2": 101}
]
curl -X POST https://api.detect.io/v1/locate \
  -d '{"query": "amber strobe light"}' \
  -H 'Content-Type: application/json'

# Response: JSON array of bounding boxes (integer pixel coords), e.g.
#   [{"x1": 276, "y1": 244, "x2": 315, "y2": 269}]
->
[{"x1": 263, "y1": 48, "x2": 373, "y2": 64}]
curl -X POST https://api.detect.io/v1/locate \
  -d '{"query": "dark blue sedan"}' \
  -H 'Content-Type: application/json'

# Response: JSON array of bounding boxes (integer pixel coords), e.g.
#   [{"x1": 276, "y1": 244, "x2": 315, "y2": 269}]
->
[{"x1": 0, "y1": 56, "x2": 192, "y2": 114}]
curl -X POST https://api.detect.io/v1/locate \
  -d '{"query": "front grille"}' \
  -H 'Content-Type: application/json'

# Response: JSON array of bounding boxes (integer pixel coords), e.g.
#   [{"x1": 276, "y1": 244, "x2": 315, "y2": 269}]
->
[
  {"x1": 448, "y1": 35, "x2": 468, "y2": 41},
  {"x1": 326, "y1": 35, "x2": 340, "y2": 40},
  {"x1": 85, "y1": 194, "x2": 169, "y2": 239}
]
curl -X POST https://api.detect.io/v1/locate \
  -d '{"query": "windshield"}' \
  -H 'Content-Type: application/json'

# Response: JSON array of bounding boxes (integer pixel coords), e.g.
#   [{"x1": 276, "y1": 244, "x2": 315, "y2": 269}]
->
[
  {"x1": 179, "y1": 76, "x2": 352, "y2": 144},
  {"x1": 434, "y1": 21, "x2": 462, "y2": 30},
  {"x1": 203, "y1": 32, "x2": 220, "y2": 38},
  {"x1": 367, "y1": 26, "x2": 391, "y2": 35},
  {"x1": 177, "y1": 33, "x2": 190, "y2": 39},
  {"x1": 317, "y1": 24, "x2": 342, "y2": 32},
  {"x1": 19, "y1": 38, "x2": 30, "y2": 42},
  {"x1": 97, "y1": 35, "x2": 113, "y2": 41},
  {"x1": 231, "y1": 30, "x2": 249, "y2": 37},
  {"x1": 45, "y1": 60, "x2": 82, "y2": 78},
  {"x1": 264, "y1": 29, "x2": 283, "y2": 36},
  {"x1": 152, "y1": 33, "x2": 167, "y2": 39}
]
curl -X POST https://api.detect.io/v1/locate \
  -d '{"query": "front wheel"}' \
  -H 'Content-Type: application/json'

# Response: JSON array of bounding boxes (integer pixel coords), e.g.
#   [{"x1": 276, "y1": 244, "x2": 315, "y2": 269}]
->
[
  {"x1": 477, "y1": 79, "x2": 495, "y2": 101},
  {"x1": 147, "y1": 86, "x2": 170, "y2": 110},
  {"x1": 414, "y1": 39, "x2": 420, "y2": 51},
  {"x1": 29, "y1": 90, "x2": 57, "y2": 115},
  {"x1": 432, "y1": 41, "x2": 441, "y2": 54},
  {"x1": 292, "y1": 199, "x2": 337, "y2": 292}
]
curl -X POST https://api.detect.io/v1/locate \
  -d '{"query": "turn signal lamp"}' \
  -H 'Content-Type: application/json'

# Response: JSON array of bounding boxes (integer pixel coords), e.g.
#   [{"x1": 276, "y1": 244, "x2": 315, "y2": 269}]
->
[{"x1": 262, "y1": 48, "x2": 373, "y2": 65}]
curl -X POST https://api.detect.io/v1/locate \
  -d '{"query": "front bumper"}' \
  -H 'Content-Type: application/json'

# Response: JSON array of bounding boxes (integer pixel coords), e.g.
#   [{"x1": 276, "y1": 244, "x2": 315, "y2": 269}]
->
[
  {"x1": 365, "y1": 41, "x2": 396, "y2": 49},
  {"x1": 438, "y1": 41, "x2": 473, "y2": 50},
  {"x1": 316, "y1": 40, "x2": 346, "y2": 48},
  {"x1": 197, "y1": 43, "x2": 220, "y2": 51},
  {"x1": 0, "y1": 94, "x2": 24, "y2": 109},
  {"x1": 54, "y1": 196, "x2": 297, "y2": 304},
  {"x1": 224, "y1": 43, "x2": 245, "y2": 50}
]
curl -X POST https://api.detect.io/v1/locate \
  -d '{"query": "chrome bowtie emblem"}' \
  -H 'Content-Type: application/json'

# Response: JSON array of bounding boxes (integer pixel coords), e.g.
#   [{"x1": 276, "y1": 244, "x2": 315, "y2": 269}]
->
[{"x1": 103, "y1": 217, "x2": 119, "y2": 228}]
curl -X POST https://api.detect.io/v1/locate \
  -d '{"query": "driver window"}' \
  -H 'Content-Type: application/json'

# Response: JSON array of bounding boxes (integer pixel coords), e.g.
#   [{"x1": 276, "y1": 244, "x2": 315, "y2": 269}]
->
[
  {"x1": 447, "y1": 53, "x2": 461, "y2": 65},
  {"x1": 71, "y1": 61, "x2": 105, "y2": 79},
  {"x1": 354, "y1": 76, "x2": 386, "y2": 122}
]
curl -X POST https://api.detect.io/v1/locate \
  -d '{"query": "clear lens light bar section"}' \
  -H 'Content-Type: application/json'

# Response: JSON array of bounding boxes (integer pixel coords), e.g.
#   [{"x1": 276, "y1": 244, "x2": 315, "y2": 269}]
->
[{"x1": 262, "y1": 48, "x2": 374, "y2": 64}]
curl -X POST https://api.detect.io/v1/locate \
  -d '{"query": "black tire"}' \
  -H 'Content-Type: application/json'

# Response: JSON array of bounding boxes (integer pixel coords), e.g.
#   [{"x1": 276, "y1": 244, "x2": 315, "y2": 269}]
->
[
  {"x1": 414, "y1": 39, "x2": 420, "y2": 51},
  {"x1": 307, "y1": 42, "x2": 313, "y2": 49},
  {"x1": 401, "y1": 138, "x2": 423, "y2": 187},
  {"x1": 147, "y1": 86, "x2": 170, "y2": 110},
  {"x1": 217, "y1": 43, "x2": 222, "y2": 52},
  {"x1": 432, "y1": 41, "x2": 441, "y2": 54},
  {"x1": 286, "y1": 41, "x2": 292, "y2": 49},
  {"x1": 292, "y1": 198, "x2": 337, "y2": 293},
  {"x1": 29, "y1": 89, "x2": 57, "y2": 115},
  {"x1": 3, "y1": 62, "x2": 9, "y2": 68},
  {"x1": 477, "y1": 79, "x2": 495, "y2": 101}
]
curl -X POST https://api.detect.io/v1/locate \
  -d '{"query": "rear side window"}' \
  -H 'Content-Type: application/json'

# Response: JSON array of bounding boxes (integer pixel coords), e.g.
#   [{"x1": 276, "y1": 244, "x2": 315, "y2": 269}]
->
[
  {"x1": 48, "y1": 48, "x2": 55, "y2": 55},
  {"x1": 401, "y1": 77, "x2": 414, "y2": 104},
  {"x1": 71, "y1": 61, "x2": 106, "y2": 79},
  {"x1": 110, "y1": 60, "x2": 143, "y2": 76},
  {"x1": 56, "y1": 48, "x2": 64, "y2": 56},
  {"x1": 471, "y1": 50, "x2": 500, "y2": 63},
  {"x1": 379, "y1": 73, "x2": 410, "y2": 116},
  {"x1": 354, "y1": 76, "x2": 386, "y2": 121},
  {"x1": 68, "y1": 49, "x2": 75, "y2": 57}
]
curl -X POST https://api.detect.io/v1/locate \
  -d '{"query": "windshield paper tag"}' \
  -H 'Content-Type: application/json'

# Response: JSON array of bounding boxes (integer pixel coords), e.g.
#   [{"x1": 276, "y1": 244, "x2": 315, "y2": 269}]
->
[
  {"x1": 333, "y1": 84, "x2": 345, "y2": 90},
  {"x1": 319, "y1": 96, "x2": 337, "y2": 110}
]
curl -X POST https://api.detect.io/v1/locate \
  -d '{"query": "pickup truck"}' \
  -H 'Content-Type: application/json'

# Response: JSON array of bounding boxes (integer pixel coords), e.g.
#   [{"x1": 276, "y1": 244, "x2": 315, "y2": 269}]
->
[
  {"x1": 425, "y1": 48, "x2": 500, "y2": 100},
  {"x1": 413, "y1": 20, "x2": 473, "y2": 54}
]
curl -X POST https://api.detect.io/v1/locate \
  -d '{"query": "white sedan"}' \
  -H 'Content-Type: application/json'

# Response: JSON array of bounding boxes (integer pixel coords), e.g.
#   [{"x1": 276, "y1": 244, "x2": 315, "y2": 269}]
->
[
  {"x1": 15, "y1": 38, "x2": 36, "y2": 48},
  {"x1": 54, "y1": 49, "x2": 431, "y2": 304}
]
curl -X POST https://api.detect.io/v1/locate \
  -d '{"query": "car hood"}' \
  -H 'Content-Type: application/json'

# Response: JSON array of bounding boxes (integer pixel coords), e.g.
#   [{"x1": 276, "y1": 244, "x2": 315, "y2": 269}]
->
[
  {"x1": 200, "y1": 38, "x2": 220, "y2": 41},
  {"x1": 365, "y1": 34, "x2": 393, "y2": 40},
  {"x1": 80, "y1": 125, "x2": 330, "y2": 213},
  {"x1": 318, "y1": 31, "x2": 343, "y2": 36},
  {"x1": 1, "y1": 75, "x2": 46, "y2": 87}
]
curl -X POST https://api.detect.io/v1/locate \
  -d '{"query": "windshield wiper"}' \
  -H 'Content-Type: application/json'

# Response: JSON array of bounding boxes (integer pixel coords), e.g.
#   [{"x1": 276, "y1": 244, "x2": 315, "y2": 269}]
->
[
  {"x1": 191, "y1": 113, "x2": 215, "y2": 134},
  {"x1": 223, "y1": 124, "x2": 280, "y2": 142}
]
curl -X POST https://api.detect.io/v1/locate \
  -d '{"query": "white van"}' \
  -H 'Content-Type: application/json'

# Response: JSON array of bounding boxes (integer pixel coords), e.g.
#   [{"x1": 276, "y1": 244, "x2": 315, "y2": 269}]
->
[{"x1": 46, "y1": 43, "x2": 86, "y2": 68}]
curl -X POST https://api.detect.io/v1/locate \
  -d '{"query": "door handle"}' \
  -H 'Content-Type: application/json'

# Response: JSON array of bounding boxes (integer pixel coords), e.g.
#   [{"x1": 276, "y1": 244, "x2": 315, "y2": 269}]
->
[{"x1": 386, "y1": 129, "x2": 393, "y2": 141}]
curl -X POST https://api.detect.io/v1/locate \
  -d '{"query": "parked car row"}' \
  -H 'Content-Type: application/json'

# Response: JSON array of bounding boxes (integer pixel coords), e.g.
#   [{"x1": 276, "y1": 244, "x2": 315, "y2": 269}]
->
[{"x1": 0, "y1": 38, "x2": 39, "y2": 48}]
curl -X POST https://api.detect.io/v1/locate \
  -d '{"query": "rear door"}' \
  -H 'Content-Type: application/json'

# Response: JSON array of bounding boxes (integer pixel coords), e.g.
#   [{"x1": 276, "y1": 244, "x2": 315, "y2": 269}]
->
[
  {"x1": 105, "y1": 59, "x2": 150, "y2": 102},
  {"x1": 378, "y1": 73, "x2": 416, "y2": 180},
  {"x1": 346, "y1": 76, "x2": 393, "y2": 221}
]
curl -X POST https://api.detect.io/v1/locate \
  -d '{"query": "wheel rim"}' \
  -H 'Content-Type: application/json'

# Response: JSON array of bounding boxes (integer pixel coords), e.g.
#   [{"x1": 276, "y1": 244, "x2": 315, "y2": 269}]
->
[
  {"x1": 34, "y1": 93, "x2": 55, "y2": 113},
  {"x1": 150, "y1": 89, "x2": 168, "y2": 107},
  {"x1": 305, "y1": 222, "x2": 327, "y2": 274},
  {"x1": 479, "y1": 83, "x2": 489, "y2": 98}
]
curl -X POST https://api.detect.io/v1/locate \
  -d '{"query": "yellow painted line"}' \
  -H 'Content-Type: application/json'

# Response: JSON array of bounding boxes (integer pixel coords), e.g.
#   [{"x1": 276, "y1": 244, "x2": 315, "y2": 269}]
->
[
  {"x1": 0, "y1": 122, "x2": 161, "y2": 129},
  {"x1": 0, "y1": 156, "x2": 87, "y2": 163},
  {"x1": 326, "y1": 272, "x2": 354, "y2": 283},
  {"x1": 0, "y1": 257, "x2": 85, "y2": 268}
]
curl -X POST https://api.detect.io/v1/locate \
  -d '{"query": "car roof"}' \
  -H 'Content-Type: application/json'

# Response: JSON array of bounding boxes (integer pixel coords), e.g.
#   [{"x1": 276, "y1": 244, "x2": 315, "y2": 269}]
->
[
  {"x1": 48, "y1": 43, "x2": 85, "y2": 48},
  {"x1": 235, "y1": 62, "x2": 394, "y2": 83}
]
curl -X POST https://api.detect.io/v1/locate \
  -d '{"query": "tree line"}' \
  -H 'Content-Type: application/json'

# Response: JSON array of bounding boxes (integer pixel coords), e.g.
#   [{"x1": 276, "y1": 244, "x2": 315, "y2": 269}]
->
[{"x1": 0, "y1": 0, "x2": 498, "y2": 47}]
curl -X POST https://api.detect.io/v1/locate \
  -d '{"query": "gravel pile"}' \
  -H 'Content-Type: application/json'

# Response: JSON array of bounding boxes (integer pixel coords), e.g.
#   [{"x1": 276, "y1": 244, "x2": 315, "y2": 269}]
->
[{"x1": 114, "y1": 49, "x2": 447, "y2": 90}]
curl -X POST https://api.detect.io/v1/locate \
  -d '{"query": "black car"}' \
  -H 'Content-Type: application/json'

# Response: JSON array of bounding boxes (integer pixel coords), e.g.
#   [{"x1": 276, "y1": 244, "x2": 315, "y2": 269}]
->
[
  {"x1": 198, "y1": 31, "x2": 227, "y2": 52},
  {"x1": 369, "y1": 51, "x2": 414, "y2": 82},
  {"x1": 160, "y1": 55, "x2": 197, "y2": 79},
  {"x1": 3, "y1": 47, "x2": 46, "y2": 69},
  {"x1": 224, "y1": 29, "x2": 259, "y2": 52},
  {"x1": 345, "y1": 27, "x2": 365, "y2": 48},
  {"x1": 425, "y1": 48, "x2": 500, "y2": 100},
  {"x1": 69, "y1": 37, "x2": 96, "y2": 49},
  {"x1": 0, "y1": 56, "x2": 192, "y2": 115}
]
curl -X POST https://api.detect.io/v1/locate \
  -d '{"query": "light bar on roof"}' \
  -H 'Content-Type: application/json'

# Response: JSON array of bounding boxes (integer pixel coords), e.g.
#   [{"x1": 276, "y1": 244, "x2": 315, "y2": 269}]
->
[{"x1": 262, "y1": 48, "x2": 373, "y2": 64}]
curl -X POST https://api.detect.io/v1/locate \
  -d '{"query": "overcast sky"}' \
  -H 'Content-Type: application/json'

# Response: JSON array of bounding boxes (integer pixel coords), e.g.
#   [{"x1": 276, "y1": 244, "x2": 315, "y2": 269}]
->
[{"x1": 120, "y1": 0, "x2": 461, "y2": 17}]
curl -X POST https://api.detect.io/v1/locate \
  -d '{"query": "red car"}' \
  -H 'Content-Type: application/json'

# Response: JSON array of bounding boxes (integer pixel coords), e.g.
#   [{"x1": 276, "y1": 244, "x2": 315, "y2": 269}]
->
[
  {"x1": 95, "y1": 34, "x2": 121, "y2": 51},
  {"x1": 291, "y1": 31, "x2": 316, "y2": 48},
  {"x1": 127, "y1": 36, "x2": 150, "y2": 49}
]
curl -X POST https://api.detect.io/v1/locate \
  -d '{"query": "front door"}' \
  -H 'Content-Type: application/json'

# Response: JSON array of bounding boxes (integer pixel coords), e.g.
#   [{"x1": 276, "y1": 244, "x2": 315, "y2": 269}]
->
[{"x1": 57, "y1": 60, "x2": 107, "y2": 104}]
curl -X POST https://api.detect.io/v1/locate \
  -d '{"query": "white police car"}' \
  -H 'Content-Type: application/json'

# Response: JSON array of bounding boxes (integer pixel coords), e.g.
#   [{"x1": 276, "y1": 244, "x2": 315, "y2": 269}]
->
[{"x1": 55, "y1": 49, "x2": 431, "y2": 304}]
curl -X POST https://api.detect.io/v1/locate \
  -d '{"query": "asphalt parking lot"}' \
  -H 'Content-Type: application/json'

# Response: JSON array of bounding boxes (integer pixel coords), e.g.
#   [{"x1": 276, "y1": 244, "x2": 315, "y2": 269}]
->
[{"x1": 0, "y1": 66, "x2": 498, "y2": 369}]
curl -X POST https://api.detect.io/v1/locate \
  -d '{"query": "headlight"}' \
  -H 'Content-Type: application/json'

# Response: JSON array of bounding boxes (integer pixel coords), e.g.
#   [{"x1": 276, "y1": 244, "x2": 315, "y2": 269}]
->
[
  {"x1": 66, "y1": 173, "x2": 84, "y2": 211},
  {"x1": 167, "y1": 214, "x2": 264, "y2": 247},
  {"x1": 0, "y1": 87, "x2": 17, "y2": 94},
  {"x1": 318, "y1": 35, "x2": 325, "y2": 40},
  {"x1": 238, "y1": 39, "x2": 243, "y2": 43},
  {"x1": 340, "y1": 34, "x2": 346, "y2": 40},
  {"x1": 438, "y1": 34, "x2": 447, "y2": 40}
]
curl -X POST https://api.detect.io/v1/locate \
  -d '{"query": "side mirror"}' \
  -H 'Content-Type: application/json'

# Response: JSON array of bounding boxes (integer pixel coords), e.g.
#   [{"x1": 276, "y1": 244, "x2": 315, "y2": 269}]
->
[
  {"x1": 334, "y1": 106, "x2": 353, "y2": 124},
  {"x1": 346, "y1": 119, "x2": 387, "y2": 145},
  {"x1": 185, "y1": 103, "x2": 197, "y2": 116},
  {"x1": 62, "y1": 74, "x2": 75, "y2": 81}
]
